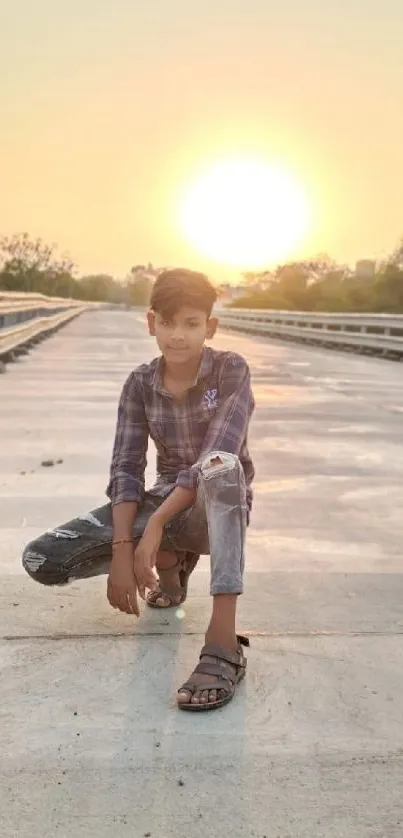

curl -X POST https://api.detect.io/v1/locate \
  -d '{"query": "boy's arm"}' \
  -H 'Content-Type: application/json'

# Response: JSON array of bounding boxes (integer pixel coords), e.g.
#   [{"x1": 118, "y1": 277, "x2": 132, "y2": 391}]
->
[
  {"x1": 106, "y1": 372, "x2": 149, "y2": 537},
  {"x1": 176, "y1": 353, "x2": 255, "y2": 491},
  {"x1": 150, "y1": 486, "x2": 197, "y2": 526},
  {"x1": 106, "y1": 373, "x2": 149, "y2": 615}
]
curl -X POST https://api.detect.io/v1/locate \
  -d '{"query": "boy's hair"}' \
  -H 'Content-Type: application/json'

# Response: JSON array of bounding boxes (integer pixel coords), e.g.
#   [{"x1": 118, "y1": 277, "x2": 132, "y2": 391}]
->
[{"x1": 150, "y1": 268, "x2": 218, "y2": 319}]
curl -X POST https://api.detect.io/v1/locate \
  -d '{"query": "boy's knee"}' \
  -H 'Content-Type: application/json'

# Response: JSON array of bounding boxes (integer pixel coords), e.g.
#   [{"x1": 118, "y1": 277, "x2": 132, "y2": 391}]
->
[
  {"x1": 200, "y1": 451, "x2": 241, "y2": 478},
  {"x1": 22, "y1": 540, "x2": 68, "y2": 586}
]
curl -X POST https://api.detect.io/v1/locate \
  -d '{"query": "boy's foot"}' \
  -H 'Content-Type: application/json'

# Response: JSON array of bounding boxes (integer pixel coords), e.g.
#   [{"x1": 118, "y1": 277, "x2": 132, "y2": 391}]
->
[
  {"x1": 146, "y1": 563, "x2": 185, "y2": 608},
  {"x1": 177, "y1": 635, "x2": 249, "y2": 711},
  {"x1": 146, "y1": 552, "x2": 199, "y2": 609}
]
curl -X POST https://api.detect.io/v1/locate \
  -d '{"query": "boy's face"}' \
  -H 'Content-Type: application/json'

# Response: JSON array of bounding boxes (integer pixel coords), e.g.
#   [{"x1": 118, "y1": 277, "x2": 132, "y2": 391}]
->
[{"x1": 147, "y1": 306, "x2": 217, "y2": 366}]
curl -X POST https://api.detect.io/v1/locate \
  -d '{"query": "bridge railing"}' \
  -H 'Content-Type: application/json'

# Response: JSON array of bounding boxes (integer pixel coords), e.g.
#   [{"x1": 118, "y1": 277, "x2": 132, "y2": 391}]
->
[
  {"x1": 217, "y1": 308, "x2": 403, "y2": 359},
  {"x1": 0, "y1": 292, "x2": 87, "y2": 364},
  {"x1": 0, "y1": 291, "x2": 83, "y2": 330}
]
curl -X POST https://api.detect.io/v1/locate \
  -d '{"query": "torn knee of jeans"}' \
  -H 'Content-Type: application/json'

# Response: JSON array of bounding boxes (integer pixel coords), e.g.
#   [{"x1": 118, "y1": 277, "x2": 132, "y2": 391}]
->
[
  {"x1": 200, "y1": 451, "x2": 238, "y2": 478},
  {"x1": 205, "y1": 456, "x2": 223, "y2": 469}
]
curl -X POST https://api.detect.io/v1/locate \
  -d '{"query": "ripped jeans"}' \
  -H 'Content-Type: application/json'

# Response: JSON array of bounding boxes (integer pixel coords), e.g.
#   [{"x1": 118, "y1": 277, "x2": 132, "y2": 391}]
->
[{"x1": 22, "y1": 451, "x2": 248, "y2": 596}]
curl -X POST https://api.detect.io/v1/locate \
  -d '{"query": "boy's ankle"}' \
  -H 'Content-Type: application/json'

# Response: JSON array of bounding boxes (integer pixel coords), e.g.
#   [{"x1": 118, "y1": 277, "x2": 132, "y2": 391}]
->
[
  {"x1": 155, "y1": 551, "x2": 178, "y2": 571},
  {"x1": 205, "y1": 628, "x2": 238, "y2": 651}
]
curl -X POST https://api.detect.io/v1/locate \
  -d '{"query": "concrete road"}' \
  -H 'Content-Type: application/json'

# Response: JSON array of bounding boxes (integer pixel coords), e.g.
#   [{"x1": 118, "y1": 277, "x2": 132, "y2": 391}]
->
[{"x1": 1, "y1": 310, "x2": 403, "y2": 838}]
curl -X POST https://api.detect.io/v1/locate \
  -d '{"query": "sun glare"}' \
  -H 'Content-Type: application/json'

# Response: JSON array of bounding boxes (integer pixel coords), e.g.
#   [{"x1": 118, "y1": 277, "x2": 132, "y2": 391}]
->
[{"x1": 178, "y1": 157, "x2": 311, "y2": 269}]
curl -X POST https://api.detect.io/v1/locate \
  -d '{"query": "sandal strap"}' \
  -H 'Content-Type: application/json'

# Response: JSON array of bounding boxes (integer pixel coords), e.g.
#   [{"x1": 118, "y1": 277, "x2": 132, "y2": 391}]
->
[
  {"x1": 199, "y1": 643, "x2": 246, "y2": 668},
  {"x1": 154, "y1": 582, "x2": 184, "y2": 598},
  {"x1": 194, "y1": 661, "x2": 236, "y2": 684}
]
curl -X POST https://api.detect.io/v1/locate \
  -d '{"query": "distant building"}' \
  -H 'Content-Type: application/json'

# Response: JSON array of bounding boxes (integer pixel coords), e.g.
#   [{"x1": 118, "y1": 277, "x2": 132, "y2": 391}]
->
[
  {"x1": 217, "y1": 284, "x2": 249, "y2": 305},
  {"x1": 355, "y1": 260, "x2": 375, "y2": 280},
  {"x1": 254, "y1": 271, "x2": 276, "y2": 290}
]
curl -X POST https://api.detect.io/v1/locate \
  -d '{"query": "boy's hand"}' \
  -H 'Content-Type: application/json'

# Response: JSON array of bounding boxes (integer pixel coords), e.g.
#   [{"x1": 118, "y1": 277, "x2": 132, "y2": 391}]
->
[
  {"x1": 133, "y1": 518, "x2": 163, "y2": 599},
  {"x1": 107, "y1": 543, "x2": 140, "y2": 616}
]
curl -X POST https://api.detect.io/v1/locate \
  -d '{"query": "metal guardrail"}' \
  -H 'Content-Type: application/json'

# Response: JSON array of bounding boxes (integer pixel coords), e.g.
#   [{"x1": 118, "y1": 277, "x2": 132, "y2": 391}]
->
[
  {"x1": 0, "y1": 292, "x2": 86, "y2": 367},
  {"x1": 217, "y1": 308, "x2": 403, "y2": 359},
  {"x1": 0, "y1": 291, "x2": 80, "y2": 331}
]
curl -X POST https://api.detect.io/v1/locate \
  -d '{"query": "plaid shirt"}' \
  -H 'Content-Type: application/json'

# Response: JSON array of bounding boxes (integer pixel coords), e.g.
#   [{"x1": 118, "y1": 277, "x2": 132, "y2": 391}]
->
[{"x1": 106, "y1": 346, "x2": 255, "y2": 509}]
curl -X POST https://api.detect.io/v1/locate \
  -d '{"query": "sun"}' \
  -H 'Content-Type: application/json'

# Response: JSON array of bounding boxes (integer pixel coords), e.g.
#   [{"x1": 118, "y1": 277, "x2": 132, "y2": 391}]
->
[{"x1": 178, "y1": 157, "x2": 311, "y2": 269}]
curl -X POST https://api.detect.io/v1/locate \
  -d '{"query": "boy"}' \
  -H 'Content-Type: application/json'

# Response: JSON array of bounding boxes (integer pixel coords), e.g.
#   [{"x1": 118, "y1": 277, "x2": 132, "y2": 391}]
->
[{"x1": 23, "y1": 269, "x2": 255, "y2": 712}]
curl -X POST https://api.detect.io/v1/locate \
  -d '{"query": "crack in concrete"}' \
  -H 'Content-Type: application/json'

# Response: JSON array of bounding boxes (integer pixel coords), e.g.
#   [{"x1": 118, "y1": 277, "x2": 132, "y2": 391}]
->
[{"x1": 3, "y1": 629, "x2": 403, "y2": 642}]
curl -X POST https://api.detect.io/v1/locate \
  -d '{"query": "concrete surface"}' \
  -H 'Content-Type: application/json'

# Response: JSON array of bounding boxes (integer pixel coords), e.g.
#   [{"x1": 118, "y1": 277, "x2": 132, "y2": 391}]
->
[{"x1": 1, "y1": 309, "x2": 403, "y2": 838}]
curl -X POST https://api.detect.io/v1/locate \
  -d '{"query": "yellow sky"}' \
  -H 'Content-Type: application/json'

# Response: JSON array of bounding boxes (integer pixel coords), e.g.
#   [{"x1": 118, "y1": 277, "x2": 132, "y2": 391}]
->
[{"x1": 1, "y1": 1, "x2": 403, "y2": 280}]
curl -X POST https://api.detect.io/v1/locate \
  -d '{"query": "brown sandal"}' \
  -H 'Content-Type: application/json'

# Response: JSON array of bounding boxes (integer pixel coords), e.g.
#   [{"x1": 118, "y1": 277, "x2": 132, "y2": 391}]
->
[
  {"x1": 146, "y1": 552, "x2": 199, "y2": 609},
  {"x1": 177, "y1": 635, "x2": 250, "y2": 711}
]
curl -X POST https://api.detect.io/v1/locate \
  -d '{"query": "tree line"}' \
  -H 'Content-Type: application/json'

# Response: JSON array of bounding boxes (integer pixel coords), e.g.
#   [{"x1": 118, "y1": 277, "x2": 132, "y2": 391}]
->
[
  {"x1": 232, "y1": 243, "x2": 403, "y2": 313},
  {"x1": 2, "y1": 231, "x2": 403, "y2": 312},
  {"x1": 0, "y1": 234, "x2": 152, "y2": 306}
]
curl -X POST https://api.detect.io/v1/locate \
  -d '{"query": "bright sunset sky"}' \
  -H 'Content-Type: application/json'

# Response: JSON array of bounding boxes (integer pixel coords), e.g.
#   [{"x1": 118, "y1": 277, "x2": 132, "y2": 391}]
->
[{"x1": 1, "y1": 1, "x2": 402, "y2": 280}]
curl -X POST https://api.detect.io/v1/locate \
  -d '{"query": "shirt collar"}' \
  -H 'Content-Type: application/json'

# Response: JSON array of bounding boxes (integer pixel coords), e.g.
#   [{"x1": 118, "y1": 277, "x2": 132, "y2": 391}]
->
[{"x1": 153, "y1": 346, "x2": 213, "y2": 394}]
